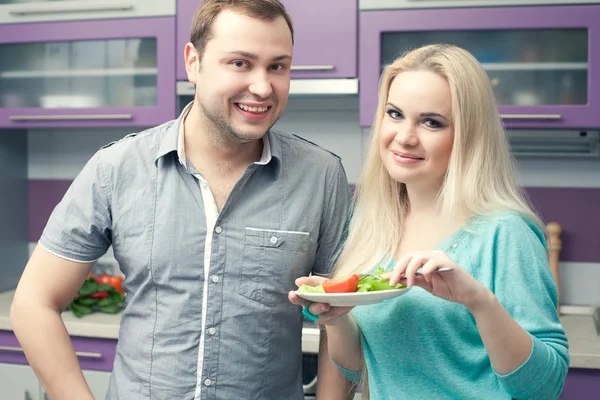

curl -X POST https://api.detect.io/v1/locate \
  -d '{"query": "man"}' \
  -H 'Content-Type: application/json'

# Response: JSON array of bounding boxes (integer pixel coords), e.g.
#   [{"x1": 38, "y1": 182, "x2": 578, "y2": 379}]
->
[{"x1": 10, "y1": 1, "x2": 351, "y2": 399}]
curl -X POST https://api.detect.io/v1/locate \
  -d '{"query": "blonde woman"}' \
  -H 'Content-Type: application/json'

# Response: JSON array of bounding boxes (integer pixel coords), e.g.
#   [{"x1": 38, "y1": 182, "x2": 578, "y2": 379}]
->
[{"x1": 289, "y1": 44, "x2": 568, "y2": 399}]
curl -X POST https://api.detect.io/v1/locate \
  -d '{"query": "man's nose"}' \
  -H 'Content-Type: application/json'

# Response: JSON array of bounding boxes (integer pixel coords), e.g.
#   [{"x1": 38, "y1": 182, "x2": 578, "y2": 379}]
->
[{"x1": 248, "y1": 71, "x2": 273, "y2": 99}]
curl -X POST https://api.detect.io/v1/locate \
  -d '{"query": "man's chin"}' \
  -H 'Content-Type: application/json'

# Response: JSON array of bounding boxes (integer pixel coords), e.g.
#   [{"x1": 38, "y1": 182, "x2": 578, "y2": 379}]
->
[{"x1": 232, "y1": 123, "x2": 273, "y2": 141}]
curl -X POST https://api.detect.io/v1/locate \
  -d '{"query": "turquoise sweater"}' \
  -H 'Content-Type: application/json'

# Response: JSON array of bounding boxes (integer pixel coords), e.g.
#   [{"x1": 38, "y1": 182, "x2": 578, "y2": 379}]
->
[{"x1": 341, "y1": 212, "x2": 569, "y2": 399}]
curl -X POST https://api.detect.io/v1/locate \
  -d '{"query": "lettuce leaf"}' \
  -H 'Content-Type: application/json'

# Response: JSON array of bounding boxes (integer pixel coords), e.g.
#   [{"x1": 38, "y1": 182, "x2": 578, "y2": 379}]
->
[
  {"x1": 356, "y1": 267, "x2": 405, "y2": 292},
  {"x1": 297, "y1": 284, "x2": 325, "y2": 294}
]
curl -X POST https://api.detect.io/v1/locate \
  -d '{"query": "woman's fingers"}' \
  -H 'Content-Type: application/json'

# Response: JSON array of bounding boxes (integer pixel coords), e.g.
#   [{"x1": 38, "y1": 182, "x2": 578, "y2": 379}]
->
[
  {"x1": 385, "y1": 255, "x2": 411, "y2": 286},
  {"x1": 420, "y1": 259, "x2": 440, "y2": 283}
]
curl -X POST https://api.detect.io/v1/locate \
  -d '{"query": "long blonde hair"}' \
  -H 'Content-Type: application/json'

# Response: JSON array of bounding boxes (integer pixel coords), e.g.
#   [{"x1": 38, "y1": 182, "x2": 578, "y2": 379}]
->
[
  {"x1": 332, "y1": 44, "x2": 543, "y2": 397},
  {"x1": 335, "y1": 44, "x2": 542, "y2": 278}
]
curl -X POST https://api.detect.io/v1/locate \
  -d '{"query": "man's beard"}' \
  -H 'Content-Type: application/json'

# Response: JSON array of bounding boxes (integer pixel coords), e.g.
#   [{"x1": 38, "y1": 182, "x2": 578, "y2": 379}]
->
[{"x1": 199, "y1": 100, "x2": 280, "y2": 145}]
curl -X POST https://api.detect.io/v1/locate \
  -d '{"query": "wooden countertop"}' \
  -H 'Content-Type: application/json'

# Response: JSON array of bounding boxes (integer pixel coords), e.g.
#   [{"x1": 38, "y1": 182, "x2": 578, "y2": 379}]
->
[
  {"x1": 0, "y1": 290, "x2": 321, "y2": 353},
  {"x1": 3, "y1": 290, "x2": 598, "y2": 364}
]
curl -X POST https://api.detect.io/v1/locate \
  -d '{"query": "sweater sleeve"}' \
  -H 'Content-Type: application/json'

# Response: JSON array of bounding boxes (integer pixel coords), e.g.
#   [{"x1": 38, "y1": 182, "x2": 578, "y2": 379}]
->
[{"x1": 483, "y1": 214, "x2": 569, "y2": 399}]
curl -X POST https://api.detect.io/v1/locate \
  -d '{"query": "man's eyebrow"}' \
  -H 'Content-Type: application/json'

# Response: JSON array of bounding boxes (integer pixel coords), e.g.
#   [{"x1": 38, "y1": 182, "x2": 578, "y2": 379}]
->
[{"x1": 225, "y1": 51, "x2": 291, "y2": 62}]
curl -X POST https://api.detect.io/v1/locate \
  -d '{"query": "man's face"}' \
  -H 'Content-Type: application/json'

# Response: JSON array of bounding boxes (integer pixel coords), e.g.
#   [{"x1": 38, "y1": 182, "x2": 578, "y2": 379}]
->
[{"x1": 186, "y1": 10, "x2": 293, "y2": 143}]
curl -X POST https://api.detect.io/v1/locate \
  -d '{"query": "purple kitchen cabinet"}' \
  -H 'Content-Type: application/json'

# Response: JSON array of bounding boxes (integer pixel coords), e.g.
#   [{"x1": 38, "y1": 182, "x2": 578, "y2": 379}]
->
[
  {"x1": 0, "y1": 330, "x2": 117, "y2": 372},
  {"x1": 560, "y1": 368, "x2": 600, "y2": 399},
  {"x1": 176, "y1": 0, "x2": 357, "y2": 81},
  {"x1": 359, "y1": 5, "x2": 600, "y2": 129},
  {"x1": 0, "y1": 17, "x2": 176, "y2": 128}
]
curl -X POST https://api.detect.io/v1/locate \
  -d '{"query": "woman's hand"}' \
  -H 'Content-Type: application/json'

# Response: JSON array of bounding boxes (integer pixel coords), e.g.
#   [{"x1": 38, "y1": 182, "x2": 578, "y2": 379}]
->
[
  {"x1": 382, "y1": 250, "x2": 491, "y2": 311},
  {"x1": 288, "y1": 276, "x2": 354, "y2": 326}
]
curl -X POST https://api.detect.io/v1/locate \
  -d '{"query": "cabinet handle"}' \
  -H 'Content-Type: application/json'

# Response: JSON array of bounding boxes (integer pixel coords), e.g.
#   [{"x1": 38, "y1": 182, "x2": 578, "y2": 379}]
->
[
  {"x1": 24, "y1": 390, "x2": 32, "y2": 400},
  {"x1": 9, "y1": 114, "x2": 133, "y2": 121},
  {"x1": 290, "y1": 65, "x2": 335, "y2": 71},
  {"x1": 0, "y1": 345, "x2": 103, "y2": 359},
  {"x1": 9, "y1": 4, "x2": 134, "y2": 16},
  {"x1": 500, "y1": 114, "x2": 562, "y2": 120}
]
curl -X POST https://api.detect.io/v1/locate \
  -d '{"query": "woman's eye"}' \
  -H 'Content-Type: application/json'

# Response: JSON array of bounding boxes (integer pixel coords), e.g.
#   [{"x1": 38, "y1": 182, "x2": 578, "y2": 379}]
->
[
  {"x1": 386, "y1": 109, "x2": 402, "y2": 119},
  {"x1": 424, "y1": 119, "x2": 443, "y2": 129}
]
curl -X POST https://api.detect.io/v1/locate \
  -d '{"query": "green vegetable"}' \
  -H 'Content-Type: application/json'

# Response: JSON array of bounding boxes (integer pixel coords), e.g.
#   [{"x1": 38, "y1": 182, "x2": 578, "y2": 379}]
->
[
  {"x1": 357, "y1": 267, "x2": 405, "y2": 292},
  {"x1": 68, "y1": 277, "x2": 126, "y2": 318},
  {"x1": 297, "y1": 284, "x2": 325, "y2": 294}
]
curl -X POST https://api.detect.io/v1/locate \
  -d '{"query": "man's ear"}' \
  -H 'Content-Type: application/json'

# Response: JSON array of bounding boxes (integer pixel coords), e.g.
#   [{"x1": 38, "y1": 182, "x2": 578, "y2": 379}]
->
[{"x1": 184, "y1": 42, "x2": 200, "y2": 84}]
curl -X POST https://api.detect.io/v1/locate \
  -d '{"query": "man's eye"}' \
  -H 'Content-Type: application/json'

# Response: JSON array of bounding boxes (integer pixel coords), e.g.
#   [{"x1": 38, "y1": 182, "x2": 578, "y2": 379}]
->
[
  {"x1": 270, "y1": 64, "x2": 285, "y2": 71},
  {"x1": 233, "y1": 60, "x2": 249, "y2": 68}
]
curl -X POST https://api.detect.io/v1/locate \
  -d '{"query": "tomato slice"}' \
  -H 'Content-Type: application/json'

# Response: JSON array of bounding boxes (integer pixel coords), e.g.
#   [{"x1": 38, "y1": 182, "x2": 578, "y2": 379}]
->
[{"x1": 322, "y1": 274, "x2": 360, "y2": 293}]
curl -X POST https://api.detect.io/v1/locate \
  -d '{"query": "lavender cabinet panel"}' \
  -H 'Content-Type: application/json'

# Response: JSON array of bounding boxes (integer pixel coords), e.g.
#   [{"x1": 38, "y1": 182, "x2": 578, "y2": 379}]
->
[
  {"x1": 281, "y1": 0, "x2": 357, "y2": 79},
  {"x1": 359, "y1": 5, "x2": 600, "y2": 129},
  {"x1": 176, "y1": 0, "x2": 357, "y2": 81},
  {"x1": 560, "y1": 368, "x2": 600, "y2": 399},
  {"x1": 0, "y1": 17, "x2": 176, "y2": 128},
  {"x1": 0, "y1": 330, "x2": 117, "y2": 372},
  {"x1": 175, "y1": 0, "x2": 198, "y2": 82}
]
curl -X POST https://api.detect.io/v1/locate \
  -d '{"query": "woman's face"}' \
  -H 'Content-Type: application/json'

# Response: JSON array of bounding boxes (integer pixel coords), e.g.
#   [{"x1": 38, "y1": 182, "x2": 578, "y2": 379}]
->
[{"x1": 379, "y1": 70, "x2": 455, "y2": 191}]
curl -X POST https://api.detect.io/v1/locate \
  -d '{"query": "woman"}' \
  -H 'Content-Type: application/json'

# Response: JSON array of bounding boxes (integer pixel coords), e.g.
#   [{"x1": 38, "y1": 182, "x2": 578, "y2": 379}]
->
[{"x1": 289, "y1": 44, "x2": 568, "y2": 399}]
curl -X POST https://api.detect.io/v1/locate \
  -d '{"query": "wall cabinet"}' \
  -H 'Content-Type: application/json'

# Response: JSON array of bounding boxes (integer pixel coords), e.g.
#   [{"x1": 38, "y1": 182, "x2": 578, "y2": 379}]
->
[
  {"x1": 0, "y1": 0, "x2": 175, "y2": 25},
  {"x1": 176, "y1": 0, "x2": 357, "y2": 81},
  {"x1": 0, "y1": 17, "x2": 176, "y2": 128},
  {"x1": 360, "y1": 0, "x2": 600, "y2": 10},
  {"x1": 359, "y1": 5, "x2": 600, "y2": 129}
]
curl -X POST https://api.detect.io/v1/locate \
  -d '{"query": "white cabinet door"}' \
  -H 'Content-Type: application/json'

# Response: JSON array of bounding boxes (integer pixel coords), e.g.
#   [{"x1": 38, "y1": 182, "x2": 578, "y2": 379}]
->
[
  {"x1": 82, "y1": 370, "x2": 112, "y2": 400},
  {"x1": 0, "y1": 0, "x2": 175, "y2": 24},
  {"x1": 360, "y1": 0, "x2": 600, "y2": 10},
  {"x1": 0, "y1": 363, "x2": 40, "y2": 400},
  {"x1": 39, "y1": 370, "x2": 111, "y2": 400}
]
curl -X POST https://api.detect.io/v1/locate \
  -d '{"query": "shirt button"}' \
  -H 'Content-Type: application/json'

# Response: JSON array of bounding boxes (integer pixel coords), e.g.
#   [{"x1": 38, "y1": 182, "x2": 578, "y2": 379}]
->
[
  {"x1": 215, "y1": 226, "x2": 222, "y2": 234},
  {"x1": 269, "y1": 236, "x2": 278, "y2": 244},
  {"x1": 211, "y1": 275, "x2": 219, "y2": 283},
  {"x1": 452, "y1": 243, "x2": 458, "y2": 248},
  {"x1": 200, "y1": 180, "x2": 208, "y2": 187},
  {"x1": 204, "y1": 378, "x2": 212, "y2": 387},
  {"x1": 208, "y1": 327, "x2": 217, "y2": 335}
]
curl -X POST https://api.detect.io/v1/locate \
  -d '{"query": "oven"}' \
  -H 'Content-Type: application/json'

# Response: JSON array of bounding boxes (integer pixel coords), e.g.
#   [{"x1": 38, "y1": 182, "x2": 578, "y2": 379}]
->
[
  {"x1": 302, "y1": 320, "x2": 320, "y2": 399},
  {"x1": 301, "y1": 320, "x2": 363, "y2": 400}
]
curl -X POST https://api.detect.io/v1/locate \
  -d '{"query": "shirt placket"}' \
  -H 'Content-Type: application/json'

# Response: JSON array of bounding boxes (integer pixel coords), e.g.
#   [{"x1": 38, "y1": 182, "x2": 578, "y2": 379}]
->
[{"x1": 192, "y1": 173, "x2": 220, "y2": 400}]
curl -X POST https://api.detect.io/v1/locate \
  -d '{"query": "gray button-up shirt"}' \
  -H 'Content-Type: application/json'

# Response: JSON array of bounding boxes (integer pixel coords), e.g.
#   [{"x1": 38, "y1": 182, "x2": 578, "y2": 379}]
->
[{"x1": 39, "y1": 105, "x2": 351, "y2": 400}]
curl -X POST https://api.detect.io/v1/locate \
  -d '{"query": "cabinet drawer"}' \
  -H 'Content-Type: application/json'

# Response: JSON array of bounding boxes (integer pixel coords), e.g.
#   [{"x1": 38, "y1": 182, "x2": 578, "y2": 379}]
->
[{"x1": 0, "y1": 330, "x2": 117, "y2": 372}]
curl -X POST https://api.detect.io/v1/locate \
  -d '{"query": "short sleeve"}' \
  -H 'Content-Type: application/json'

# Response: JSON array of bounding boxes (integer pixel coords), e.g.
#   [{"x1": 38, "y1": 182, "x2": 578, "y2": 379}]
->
[{"x1": 39, "y1": 150, "x2": 112, "y2": 262}]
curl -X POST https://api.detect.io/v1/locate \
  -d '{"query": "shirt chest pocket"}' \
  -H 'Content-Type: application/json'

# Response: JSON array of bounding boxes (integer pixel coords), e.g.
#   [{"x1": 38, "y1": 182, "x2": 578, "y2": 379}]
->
[{"x1": 238, "y1": 228, "x2": 311, "y2": 306}]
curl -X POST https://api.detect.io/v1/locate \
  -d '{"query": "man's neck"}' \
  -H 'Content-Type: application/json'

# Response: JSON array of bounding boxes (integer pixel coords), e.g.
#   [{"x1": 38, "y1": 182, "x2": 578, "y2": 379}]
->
[{"x1": 183, "y1": 105, "x2": 263, "y2": 172}]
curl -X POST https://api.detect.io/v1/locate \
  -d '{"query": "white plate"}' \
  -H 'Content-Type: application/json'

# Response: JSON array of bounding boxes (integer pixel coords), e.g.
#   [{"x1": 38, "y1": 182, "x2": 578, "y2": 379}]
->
[{"x1": 295, "y1": 287, "x2": 411, "y2": 307}]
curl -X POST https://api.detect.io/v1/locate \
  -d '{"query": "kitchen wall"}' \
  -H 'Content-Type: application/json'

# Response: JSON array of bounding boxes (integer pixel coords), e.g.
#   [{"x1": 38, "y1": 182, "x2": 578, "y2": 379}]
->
[{"x1": 27, "y1": 96, "x2": 600, "y2": 305}]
